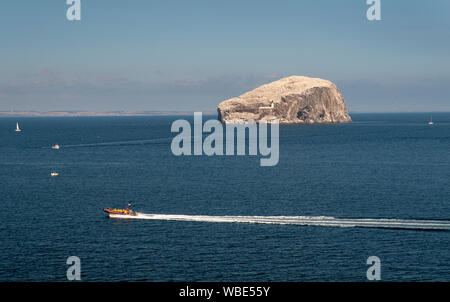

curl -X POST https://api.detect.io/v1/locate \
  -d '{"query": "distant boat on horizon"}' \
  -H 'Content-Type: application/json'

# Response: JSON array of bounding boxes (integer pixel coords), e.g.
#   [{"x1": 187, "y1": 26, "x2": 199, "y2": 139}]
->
[
  {"x1": 428, "y1": 116, "x2": 434, "y2": 125},
  {"x1": 15, "y1": 122, "x2": 21, "y2": 132}
]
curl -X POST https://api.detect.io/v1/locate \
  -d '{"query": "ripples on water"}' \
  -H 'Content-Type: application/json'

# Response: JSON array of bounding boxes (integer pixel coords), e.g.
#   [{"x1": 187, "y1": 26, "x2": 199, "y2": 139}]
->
[{"x1": 0, "y1": 113, "x2": 449, "y2": 281}]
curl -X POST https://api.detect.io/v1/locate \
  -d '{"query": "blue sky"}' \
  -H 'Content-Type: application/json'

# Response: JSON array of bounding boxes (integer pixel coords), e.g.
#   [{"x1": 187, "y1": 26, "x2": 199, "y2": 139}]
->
[{"x1": 0, "y1": 0, "x2": 449, "y2": 112}]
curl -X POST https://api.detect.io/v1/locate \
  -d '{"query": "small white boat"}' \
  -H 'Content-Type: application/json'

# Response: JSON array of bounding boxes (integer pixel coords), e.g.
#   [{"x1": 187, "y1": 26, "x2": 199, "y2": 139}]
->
[
  {"x1": 428, "y1": 116, "x2": 434, "y2": 125},
  {"x1": 52, "y1": 144, "x2": 60, "y2": 150},
  {"x1": 50, "y1": 172, "x2": 59, "y2": 177},
  {"x1": 15, "y1": 123, "x2": 21, "y2": 132}
]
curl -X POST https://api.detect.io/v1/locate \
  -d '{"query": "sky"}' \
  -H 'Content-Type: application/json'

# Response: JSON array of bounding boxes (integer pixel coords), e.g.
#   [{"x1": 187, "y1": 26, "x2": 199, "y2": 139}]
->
[{"x1": 0, "y1": 0, "x2": 449, "y2": 112}]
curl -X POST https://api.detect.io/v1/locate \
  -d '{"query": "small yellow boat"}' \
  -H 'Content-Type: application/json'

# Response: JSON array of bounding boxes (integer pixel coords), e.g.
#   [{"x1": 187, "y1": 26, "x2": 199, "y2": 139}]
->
[{"x1": 103, "y1": 208, "x2": 137, "y2": 217}]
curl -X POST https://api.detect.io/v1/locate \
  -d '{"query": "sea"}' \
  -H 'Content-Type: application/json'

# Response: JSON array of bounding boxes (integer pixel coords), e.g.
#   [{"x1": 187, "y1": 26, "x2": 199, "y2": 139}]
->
[{"x1": 0, "y1": 113, "x2": 449, "y2": 281}]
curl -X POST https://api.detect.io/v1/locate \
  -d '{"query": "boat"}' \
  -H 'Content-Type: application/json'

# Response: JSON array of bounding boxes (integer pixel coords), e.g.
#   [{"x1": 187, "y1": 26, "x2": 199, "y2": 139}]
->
[
  {"x1": 52, "y1": 144, "x2": 60, "y2": 150},
  {"x1": 15, "y1": 123, "x2": 21, "y2": 132},
  {"x1": 104, "y1": 204, "x2": 138, "y2": 217},
  {"x1": 428, "y1": 116, "x2": 434, "y2": 125},
  {"x1": 104, "y1": 208, "x2": 138, "y2": 217},
  {"x1": 50, "y1": 172, "x2": 59, "y2": 177}
]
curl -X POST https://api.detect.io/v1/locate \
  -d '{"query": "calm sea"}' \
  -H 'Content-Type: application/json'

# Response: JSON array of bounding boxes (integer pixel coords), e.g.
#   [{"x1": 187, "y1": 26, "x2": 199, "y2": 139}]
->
[{"x1": 0, "y1": 113, "x2": 449, "y2": 281}]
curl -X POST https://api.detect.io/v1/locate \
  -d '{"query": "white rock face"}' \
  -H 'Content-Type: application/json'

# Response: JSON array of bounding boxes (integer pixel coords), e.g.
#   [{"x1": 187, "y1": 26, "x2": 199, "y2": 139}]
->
[{"x1": 217, "y1": 76, "x2": 352, "y2": 124}]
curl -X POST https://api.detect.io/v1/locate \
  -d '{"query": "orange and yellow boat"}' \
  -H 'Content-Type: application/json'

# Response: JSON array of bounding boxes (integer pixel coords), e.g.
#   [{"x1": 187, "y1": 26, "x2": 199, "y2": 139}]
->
[{"x1": 103, "y1": 208, "x2": 138, "y2": 217}]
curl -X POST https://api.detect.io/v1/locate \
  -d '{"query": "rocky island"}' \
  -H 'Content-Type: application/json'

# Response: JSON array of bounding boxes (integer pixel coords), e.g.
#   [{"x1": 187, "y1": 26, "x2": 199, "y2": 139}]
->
[{"x1": 217, "y1": 76, "x2": 352, "y2": 124}]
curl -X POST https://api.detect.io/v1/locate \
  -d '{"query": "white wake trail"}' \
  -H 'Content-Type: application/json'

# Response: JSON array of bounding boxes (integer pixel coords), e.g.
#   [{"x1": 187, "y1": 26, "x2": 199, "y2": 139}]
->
[
  {"x1": 111, "y1": 213, "x2": 450, "y2": 231},
  {"x1": 60, "y1": 137, "x2": 172, "y2": 148}
]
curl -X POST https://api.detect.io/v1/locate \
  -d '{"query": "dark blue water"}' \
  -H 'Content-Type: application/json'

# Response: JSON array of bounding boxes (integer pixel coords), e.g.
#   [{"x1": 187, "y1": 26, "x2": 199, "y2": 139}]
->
[{"x1": 0, "y1": 113, "x2": 449, "y2": 281}]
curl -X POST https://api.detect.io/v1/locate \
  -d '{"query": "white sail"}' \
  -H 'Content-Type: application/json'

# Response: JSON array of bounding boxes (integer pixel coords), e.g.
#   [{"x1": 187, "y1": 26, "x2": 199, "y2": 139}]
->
[{"x1": 15, "y1": 122, "x2": 21, "y2": 132}]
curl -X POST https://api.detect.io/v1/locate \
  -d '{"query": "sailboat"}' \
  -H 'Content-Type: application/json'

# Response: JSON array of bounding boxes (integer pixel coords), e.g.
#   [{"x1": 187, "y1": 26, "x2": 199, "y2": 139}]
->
[
  {"x1": 428, "y1": 116, "x2": 434, "y2": 125},
  {"x1": 15, "y1": 122, "x2": 21, "y2": 132}
]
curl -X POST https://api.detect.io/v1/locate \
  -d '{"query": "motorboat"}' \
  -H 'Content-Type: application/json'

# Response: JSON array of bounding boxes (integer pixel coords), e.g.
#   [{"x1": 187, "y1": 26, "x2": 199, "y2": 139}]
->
[{"x1": 104, "y1": 207, "x2": 138, "y2": 217}]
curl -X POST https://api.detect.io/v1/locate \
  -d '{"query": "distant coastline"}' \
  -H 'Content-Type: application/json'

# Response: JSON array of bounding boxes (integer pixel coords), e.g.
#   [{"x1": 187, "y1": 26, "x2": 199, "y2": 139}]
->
[
  {"x1": 0, "y1": 110, "x2": 447, "y2": 118},
  {"x1": 0, "y1": 111, "x2": 217, "y2": 117}
]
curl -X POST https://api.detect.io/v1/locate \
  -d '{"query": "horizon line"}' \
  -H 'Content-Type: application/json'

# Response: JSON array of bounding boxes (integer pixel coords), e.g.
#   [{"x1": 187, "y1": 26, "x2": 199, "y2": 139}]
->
[{"x1": 0, "y1": 110, "x2": 449, "y2": 118}]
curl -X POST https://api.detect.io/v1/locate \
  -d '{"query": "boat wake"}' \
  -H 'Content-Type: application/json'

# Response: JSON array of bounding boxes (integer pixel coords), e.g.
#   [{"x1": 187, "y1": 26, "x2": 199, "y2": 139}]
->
[
  {"x1": 113, "y1": 213, "x2": 450, "y2": 231},
  {"x1": 61, "y1": 137, "x2": 172, "y2": 148}
]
